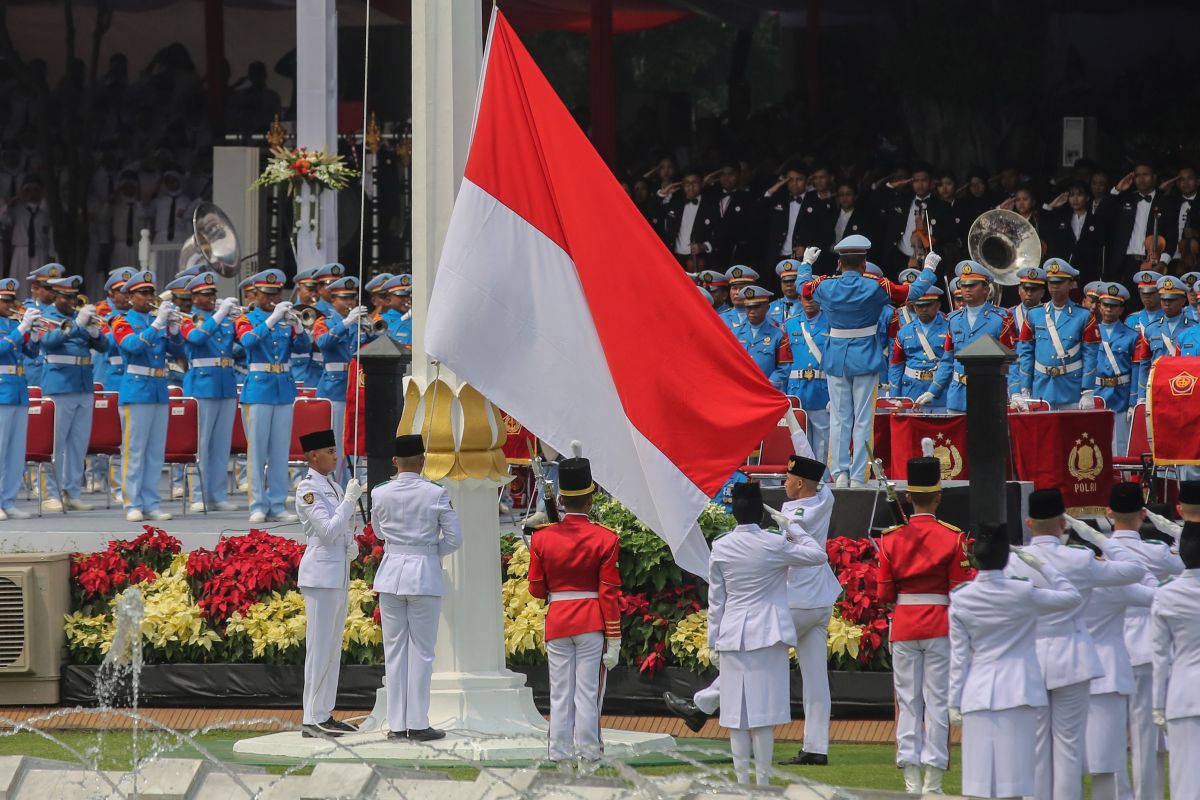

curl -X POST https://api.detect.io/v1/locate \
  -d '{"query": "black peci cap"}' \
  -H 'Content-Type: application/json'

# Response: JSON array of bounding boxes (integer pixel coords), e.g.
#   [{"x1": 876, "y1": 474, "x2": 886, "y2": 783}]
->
[
  {"x1": 299, "y1": 429, "x2": 336, "y2": 452},
  {"x1": 394, "y1": 434, "x2": 425, "y2": 458},
  {"x1": 972, "y1": 523, "x2": 1011, "y2": 570},
  {"x1": 1029, "y1": 488, "x2": 1066, "y2": 520},
  {"x1": 1180, "y1": 481, "x2": 1200, "y2": 505},
  {"x1": 787, "y1": 455, "x2": 825, "y2": 482},
  {"x1": 1109, "y1": 481, "x2": 1144, "y2": 514}
]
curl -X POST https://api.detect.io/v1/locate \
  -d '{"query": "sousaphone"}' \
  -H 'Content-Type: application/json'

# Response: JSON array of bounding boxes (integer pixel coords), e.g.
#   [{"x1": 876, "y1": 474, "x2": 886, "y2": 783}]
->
[
  {"x1": 967, "y1": 209, "x2": 1042, "y2": 287},
  {"x1": 177, "y1": 202, "x2": 241, "y2": 278}
]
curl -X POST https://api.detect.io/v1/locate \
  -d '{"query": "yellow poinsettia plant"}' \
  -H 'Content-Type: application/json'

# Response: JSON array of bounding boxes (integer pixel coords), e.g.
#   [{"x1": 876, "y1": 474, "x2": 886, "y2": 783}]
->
[
  {"x1": 666, "y1": 608, "x2": 868, "y2": 673},
  {"x1": 501, "y1": 541, "x2": 548, "y2": 663}
]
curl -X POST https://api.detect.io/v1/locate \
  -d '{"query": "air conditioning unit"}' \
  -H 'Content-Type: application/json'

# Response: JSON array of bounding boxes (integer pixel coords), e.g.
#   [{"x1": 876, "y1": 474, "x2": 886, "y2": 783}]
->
[{"x1": 0, "y1": 553, "x2": 71, "y2": 704}]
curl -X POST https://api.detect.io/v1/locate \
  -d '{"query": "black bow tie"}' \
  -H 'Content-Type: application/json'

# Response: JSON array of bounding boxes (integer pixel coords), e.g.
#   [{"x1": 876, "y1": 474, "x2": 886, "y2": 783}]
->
[
  {"x1": 1140, "y1": 194, "x2": 1153, "y2": 202},
  {"x1": 790, "y1": 195, "x2": 803, "y2": 203},
  {"x1": 688, "y1": 198, "x2": 699, "y2": 206}
]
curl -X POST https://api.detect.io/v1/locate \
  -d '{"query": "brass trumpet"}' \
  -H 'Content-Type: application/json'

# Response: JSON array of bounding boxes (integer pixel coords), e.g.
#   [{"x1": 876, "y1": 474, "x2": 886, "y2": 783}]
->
[
  {"x1": 291, "y1": 304, "x2": 325, "y2": 330},
  {"x1": 32, "y1": 317, "x2": 73, "y2": 334}
]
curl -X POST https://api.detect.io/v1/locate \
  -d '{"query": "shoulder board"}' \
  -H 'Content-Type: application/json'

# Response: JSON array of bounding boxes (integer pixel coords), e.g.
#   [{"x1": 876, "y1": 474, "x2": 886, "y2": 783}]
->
[
  {"x1": 951, "y1": 582, "x2": 970, "y2": 592},
  {"x1": 879, "y1": 524, "x2": 904, "y2": 536},
  {"x1": 939, "y1": 520, "x2": 963, "y2": 533},
  {"x1": 1144, "y1": 539, "x2": 1168, "y2": 546},
  {"x1": 1067, "y1": 543, "x2": 1092, "y2": 550},
  {"x1": 371, "y1": 480, "x2": 392, "y2": 490},
  {"x1": 947, "y1": 309, "x2": 964, "y2": 319},
  {"x1": 1010, "y1": 575, "x2": 1030, "y2": 581}
]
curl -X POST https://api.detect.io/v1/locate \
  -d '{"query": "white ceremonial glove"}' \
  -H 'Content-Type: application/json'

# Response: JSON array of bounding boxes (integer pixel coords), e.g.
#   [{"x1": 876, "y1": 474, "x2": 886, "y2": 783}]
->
[
  {"x1": 344, "y1": 306, "x2": 368, "y2": 326},
  {"x1": 168, "y1": 321, "x2": 180, "y2": 336},
  {"x1": 914, "y1": 391, "x2": 936, "y2": 407},
  {"x1": 602, "y1": 639, "x2": 620, "y2": 671},
  {"x1": 346, "y1": 539, "x2": 359, "y2": 561},
  {"x1": 265, "y1": 300, "x2": 291, "y2": 329},
  {"x1": 948, "y1": 707, "x2": 962, "y2": 727},
  {"x1": 17, "y1": 308, "x2": 40, "y2": 335},
  {"x1": 923, "y1": 252, "x2": 942, "y2": 271},
  {"x1": 1011, "y1": 546, "x2": 1045, "y2": 571},
  {"x1": 1009, "y1": 394, "x2": 1029, "y2": 412},
  {"x1": 152, "y1": 302, "x2": 174, "y2": 331},
  {"x1": 1145, "y1": 508, "x2": 1182, "y2": 541},
  {"x1": 802, "y1": 246, "x2": 821, "y2": 265},
  {"x1": 763, "y1": 503, "x2": 791, "y2": 530},
  {"x1": 75, "y1": 304, "x2": 95, "y2": 327},
  {"x1": 1078, "y1": 390, "x2": 1095, "y2": 410},
  {"x1": 212, "y1": 297, "x2": 236, "y2": 323},
  {"x1": 343, "y1": 478, "x2": 364, "y2": 505},
  {"x1": 1065, "y1": 514, "x2": 1106, "y2": 548},
  {"x1": 1153, "y1": 709, "x2": 1167, "y2": 729},
  {"x1": 708, "y1": 648, "x2": 719, "y2": 667},
  {"x1": 87, "y1": 323, "x2": 103, "y2": 339}
]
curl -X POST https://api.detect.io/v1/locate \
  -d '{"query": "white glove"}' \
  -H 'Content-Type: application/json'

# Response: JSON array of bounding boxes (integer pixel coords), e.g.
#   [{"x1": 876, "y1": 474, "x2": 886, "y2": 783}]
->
[
  {"x1": 344, "y1": 306, "x2": 368, "y2": 326},
  {"x1": 1009, "y1": 394, "x2": 1029, "y2": 412},
  {"x1": 763, "y1": 504, "x2": 790, "y2": 530},
  {"x1": 709, "y1": 648, "x2": 720, "y2": 667},
  {"x1": 914, "y1": 391, "x2": 936, "y2": 407},
  {"x1": 87, "y1": 323, "x2": 103, "y2": 338},
  {"x1": 346, "y1": 540, "x2": 359, "y2": 561},
  {"x1": 151, "y1": 302, "x2": 174, "y2": 330},
  {"x1": 1145, "y1": 508, "x2": 1182, "y2": 541},
  {"x1": 602, "y1": 639, "x2": 620, "y2": 670},
  {"x1": 1078, "y1": 390, "x2": 1095, "y2": 410},
  {"x1": 923, "y1": 252, "x2": 942, "y2": 271},
  {"x1": 1153, "y1": 709, "x2": 1167, "y2": 729},
  {"x1": 343, "y1": 478, "x2": 364, "y2": 504},
  {"x1": 948, "y1": 707, "x2": 962, "y2": 726},
  {"x1": 75, "y1": 304, "x2": 95, "y2": 327},
  {"x1": 265, "y1": 300, "x2": 292, "y2": 329},
  {"x1": 802, "y1": 246, "x2": 821, "y2": 265},
  {"x1": 1065, "y1": 514, "x2": 1106, "y2": 548},
  {"x1": 1012, "y1": 546, "x2": 1045, "y2": 571},
  {"x1": 212, "y1": 297, "x2": 236, "y2": 323},
  {"x1": 17, "y1": 308, "x2": 40, "y2": 335}
]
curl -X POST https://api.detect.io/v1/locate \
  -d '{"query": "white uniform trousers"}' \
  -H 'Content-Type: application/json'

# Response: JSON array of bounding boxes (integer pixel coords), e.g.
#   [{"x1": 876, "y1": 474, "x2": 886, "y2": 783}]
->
[
  {"x1": 1034, "y1": 679, "x2": 1090, "y2": 800},
  {"x1": 121, "y1": 403, "x2": 168, "y2": 514},
  {"x1": 546, "y1": 631, "x2": 605, "y2": 761},
  {"x1": 1126, "y1": 664, "x2": 1164, "y2": 800},
  {"x1": 961, "y1": 706, "x2": 1037, "y2": 799},
  {"x1": 791, "y1": 606, "x2": 832, "y2": 754},
  {"x1": 804, "y1": 409, "x2": 831, "y2": 472},
  {"x1": 45, "y1": 392, "x2": 93, "y2": 500},
  {"x1": 379, "y1": 593, "x2": 440, "y2": 733},
  {"x1": 1167, "y1": 717, "x2": 1200, "y2": 800},
  {"x1": 1112, "y1": 408, "x2": 1132, "y2": 458},
  {"x1": 694, "y1": 677, "x2": 720, "y2": 715},
  {"x1": 0, "y1": 405, "x2": 27, "y2": 511},
  {"x1": 300, "y1": 586, "x2": 348, "y2": 725},
  {"x1": 243, "y1": 402, "x2": 292, "y2": 517},
  {"x1": 825, "y1": 374, "x2": 876, "y2": 483},
  {"x1": 329, "y1": 399, "x2": 347, "y2": 484},
  {"x1": 891, "y1": 636, "x2": 950, "y2": 770},
  {"x1": 191, "y1": 398, "x2": 236, "y2": 505},
  {"x1": 1087, "y1": 692, "x2": 1129, "y2": 800}
]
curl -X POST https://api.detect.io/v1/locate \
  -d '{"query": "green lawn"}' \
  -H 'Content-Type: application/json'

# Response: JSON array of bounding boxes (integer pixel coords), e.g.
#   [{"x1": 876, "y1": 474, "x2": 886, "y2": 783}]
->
[{"x1": 0, "y1": 731, "x2": 1159, "y2": 797}]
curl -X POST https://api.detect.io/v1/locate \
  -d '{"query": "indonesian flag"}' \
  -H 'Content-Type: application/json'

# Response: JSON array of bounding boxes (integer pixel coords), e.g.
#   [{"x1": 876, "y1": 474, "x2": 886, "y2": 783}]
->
[{"x1": 425, "y1": 10, "x2": 788, "y2": 576}]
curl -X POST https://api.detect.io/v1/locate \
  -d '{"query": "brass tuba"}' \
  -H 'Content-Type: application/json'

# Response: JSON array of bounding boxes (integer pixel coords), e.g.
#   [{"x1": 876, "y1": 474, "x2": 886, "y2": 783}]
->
[
  {"x1": 967, "y1": 209, "x2": 1043, "y2": 287},
  {"x1": 177, "y1": 202, "x2": 241, "y2": 278}
]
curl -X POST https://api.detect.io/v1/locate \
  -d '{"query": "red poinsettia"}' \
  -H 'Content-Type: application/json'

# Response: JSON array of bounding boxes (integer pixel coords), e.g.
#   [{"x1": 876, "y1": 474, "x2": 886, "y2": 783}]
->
[
  {"x1": 186, "y1": 530, "x2": 306, "y2": 624},
  {"x1": 826, "y1": 535, "x2": 892, "y2": 668}
]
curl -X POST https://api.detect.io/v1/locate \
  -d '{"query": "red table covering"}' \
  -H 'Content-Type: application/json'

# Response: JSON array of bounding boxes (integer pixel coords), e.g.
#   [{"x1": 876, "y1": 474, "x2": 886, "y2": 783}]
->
[{"x1": 1009, "y1": 409, "x2": 1113, "y2": 514}]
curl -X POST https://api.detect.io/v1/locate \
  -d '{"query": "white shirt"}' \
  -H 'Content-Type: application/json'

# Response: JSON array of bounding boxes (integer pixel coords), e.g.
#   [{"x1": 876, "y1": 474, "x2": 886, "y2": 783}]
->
[
  {"x1": 110, "y1": 197, "x2": 148, "y2": 250},
  {"x1": 1125, "y1": 189, "x2": 1156, "y2": 256},
  {"x1": 1071, "y1": 210, "x2": 1086, "y2": 240},
  {"x1": 371, "y1": 472, "x2": 462, "y2": 597},
  {"x1": 782, "y1": 196, "x2": 802, "y2": 256},
  {"x1": 674, "y1": 199, "x2": 700, "y2": 255},
  {"x1": 295, "y1": 468, "x2": 357, "y2": 590},
  {"x1": 782, "y1": 487, "x2": 842, "y2": 609},
  {"x1": 834, "y1": 208, "x2": 853, "y2": 242},
  {"x1": 150, "y1": 190, "x2": 194, "y2": 245}
]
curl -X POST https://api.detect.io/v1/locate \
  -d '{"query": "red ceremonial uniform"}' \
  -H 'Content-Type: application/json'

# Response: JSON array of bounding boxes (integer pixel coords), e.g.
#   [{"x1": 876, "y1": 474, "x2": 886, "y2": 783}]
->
[
  {"x1": 527, "y1": 513, "x2": 622, "y2": 641},
  {"x1": 876, "y1": 513, "x2": 974, "y2": 641}
]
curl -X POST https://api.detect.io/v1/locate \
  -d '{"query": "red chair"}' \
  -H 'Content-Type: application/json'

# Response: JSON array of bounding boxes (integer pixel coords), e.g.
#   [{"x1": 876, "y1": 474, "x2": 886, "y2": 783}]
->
[
  {"x1": 745, "y1": 410, "x2": 809, "y2": 478},
  {"x1": 229, "y1": 402, "x2": 248, "y2": 495},
  {"x1": 164, "y1": 396, "x2": 204, "y2": 515},
  {"x1": 27, "y1": 386, "x2": 41, "y2": 399},
  {"x1": 289, "y1": 397, "x2": 333, "y2": 463},
  {"x1": 168, "y1": 385, "x2": 183, "y2": 399},
  {"x1": 25, "y1": 398, "x2": 57, "y2": 517},
  {"x1": 297, "y1": 386, "x2": 317, "y2": 399},
  {"x1": 93, "y1": 382, "x2": 103, "y2": 393},
  {"x1": 87, "y1": 391, "x2": 122, "y2": 508},
  {"x1": 1012, "y1": 399, "x2": 1052, "y2": 412},
  {"x1": 1115, "y1": 403, "x2": 1150, "y2": 469}
]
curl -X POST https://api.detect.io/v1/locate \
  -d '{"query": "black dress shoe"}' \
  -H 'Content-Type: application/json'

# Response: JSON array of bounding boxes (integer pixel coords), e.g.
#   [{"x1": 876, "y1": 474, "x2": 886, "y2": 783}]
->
[
  {"x1": 662, "y1": 691, "x2": 709, "y2": 733},
  {"x1": 406, "y1": 727, "x2": 446, "y2": 742},
  {"x1": 779, "y1": 751, "x2": 828, "y2": 766},
  {"x1": 321, "y1": 717, "x2": 358, "y2": 733},
  {"x1": 386, "y1": 730, "x2": 407, "y2": 740},
  {"x1": 301, "y1": 723, "x2": 344, "y2": 739}
]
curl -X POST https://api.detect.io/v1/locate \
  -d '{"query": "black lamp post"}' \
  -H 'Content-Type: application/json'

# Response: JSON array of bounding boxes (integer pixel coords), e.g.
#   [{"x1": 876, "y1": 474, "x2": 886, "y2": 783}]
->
[{"x1": 956, "y1": 334, "x2": 1016, "y2": 542}]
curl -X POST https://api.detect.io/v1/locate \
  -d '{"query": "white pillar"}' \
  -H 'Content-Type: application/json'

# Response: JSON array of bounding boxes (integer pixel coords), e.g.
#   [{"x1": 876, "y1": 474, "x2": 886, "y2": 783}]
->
[
  {"x1": 411, "y1": 0, "x2": 545, "y2": 734},
  {"x1": 295, "y1": 0, "x2": 338, "y2": 267}
]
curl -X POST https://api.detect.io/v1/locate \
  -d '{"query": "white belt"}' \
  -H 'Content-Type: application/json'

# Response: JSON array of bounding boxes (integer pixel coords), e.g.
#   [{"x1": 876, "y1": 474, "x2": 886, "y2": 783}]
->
[
  {"x1": 126, "y1": 364, "x2": 166, "y2": 377},
  {"x1": 1034, "y1": 360, "x2": 1082, "y2": 377},
  {"x1": 904, "y1": 366, "x2": 937, "y2": 381},
  {"x1": 249, "y1": 363, "x2": 288, "y2": 373},
  {"x1": 312, "y1": 352, "x2": 325, "y2": 362},
  {"x1": 548, "y1": 590, "x2": 599, "y2": 603},
  {"x1": 324, "y1": 362, "x2": 349, "y2": 372},
  {"x1": 44, "y1": 355, "x2": 90, "y2": 366},
  {"x1": 384, "y1": 543, "x2": 438, "y2": 556},
  {"x1": 0, "y1": 365, "x2": 23, "y2": 375},
  {"x1": 108, "y1": 356, "x2": 122, "y2": 366},
  {"x1": 828, "y1": 325, "x2": 877, "y2": 339},
  {"x1": 291, "y1": 353, "x2": 311, "y2": 361},
  {"x1": 192, "y1": 357, "x2": 233, "y2": 368},
  {"x1": 789, "y1": 368, "x2": 826, "y2": 380},
  {"x1": 1097, "y1": 374, "x2": 1131, "y2": 387},
  {"x1": 896, "y1": 593, "x2": 950, "y2": 606}
]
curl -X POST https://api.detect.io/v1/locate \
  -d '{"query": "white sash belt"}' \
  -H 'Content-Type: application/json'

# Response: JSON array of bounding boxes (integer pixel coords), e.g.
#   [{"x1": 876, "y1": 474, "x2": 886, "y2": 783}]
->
[
  {"x1": 1035, "y1": 360, "x2": 1082, "y2": 376},
  {"x1": 548, "y1": 590, "x2": 599, "y2": 603},
  {"x1": 44, "y1": 355, "x2": 90, "y2": 366},
  {"x1": 896, "y1": 593, "x2": 950, "y2": 606},
  {"x1": 324, "y1": 362, "x2": 349, "y2": 372},
  {"x1": 789, "y1": 368, "x2": 826, "y2": 380},
  {"x1": 828, "y1": 325, "x2": 877, "y2": 339}
]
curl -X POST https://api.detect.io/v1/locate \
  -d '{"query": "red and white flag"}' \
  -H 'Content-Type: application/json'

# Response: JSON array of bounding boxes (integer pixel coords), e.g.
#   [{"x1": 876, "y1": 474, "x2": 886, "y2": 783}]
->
[{"x1": 426, "y1": 10, "x2": 789, "y2": 575}]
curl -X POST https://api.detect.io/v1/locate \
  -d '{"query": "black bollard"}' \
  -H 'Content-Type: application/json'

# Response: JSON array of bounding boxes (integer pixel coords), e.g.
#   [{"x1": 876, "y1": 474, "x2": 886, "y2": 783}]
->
[
  {"x1": 357, "y1": 336, "x2": 412, "y2": 510},
  {"x1": 957, "y1": 334, "x2": 1016, "y2": 543}
]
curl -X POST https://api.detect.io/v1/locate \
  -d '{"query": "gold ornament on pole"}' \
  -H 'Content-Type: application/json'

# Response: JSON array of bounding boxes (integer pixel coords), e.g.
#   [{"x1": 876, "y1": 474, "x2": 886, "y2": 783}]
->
[
  {"x1": 365, "y1": 112, "x2": 383, "y2": 156},
  {"x1": 397, "y1": 376, "x2": 509, "y2": 481},
  {"x1": 267, "y1": 114, "x2": 287, "y2": 150}
]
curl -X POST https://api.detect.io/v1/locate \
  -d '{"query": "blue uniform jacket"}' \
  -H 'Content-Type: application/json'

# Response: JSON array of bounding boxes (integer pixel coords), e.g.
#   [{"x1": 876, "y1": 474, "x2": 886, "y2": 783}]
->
[
  {"x1": 112, "y1": 310, "x2": 184, "y2": 404},
  {"x1": 92, "y1": 308, "x2": 127, "y2": 390},
  {"x1": 182, "y1": 309, "x2": 239, "y2": 400},
  {"x1": 235, "y1": 308, "x2": 311, "y2": 405},
  {"x1": 944, "y1": 303, "x2": 1012, "y2": 411},
  {"x1": 1015, "y1": 301, "x2": 1099, "y2": 403},
  {"x1": 22, "y1": 299, "x2": 49, "y2": 386},
  {"x1": 729, "y1": 316, "x2": 791, "y2": 389},
  {"x1": 40, "y1": 306, "x2": 110, "y2": 395},
  {"x1": 384, "y1": 309, "x2": 412, "y2": 348},
  {"x1": 783, "y1": 312, "x2": 830, "y2": 409},
  {"x1": 767, "y1": 296, "x2": 802, "y2": 327},
  {"x1": 0, "y1": 317, "x2": 38, "y2": 405},
  {"x1": 888, "y1": 314, "x2": 952, "y2": 403},
  {"x1": 1127, "y1": 307, "x2": 1164, "y2": 334},
  {"x1": 315, "y1": 313, "x2": 377, "y2": 401},
  {"x1": 1095, "y1": 321, "x2": 1138, "y2": 412}
]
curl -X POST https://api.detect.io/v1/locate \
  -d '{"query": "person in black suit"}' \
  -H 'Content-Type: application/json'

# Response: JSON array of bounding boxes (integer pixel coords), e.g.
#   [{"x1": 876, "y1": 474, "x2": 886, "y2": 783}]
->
[
  {"x1": 934, "y1": 169, "x2": 969, "y2": 265},
  {"x1": 1169, "y1": 165, "x2": 1199, "y2": 266},
  {"x1": 873, "y1": 162, "x2": 951, "y2": 277},
  {"x1": 1043, "y1": 183, "x2": 1107, "y2": 285},
  {"x1": 1088, "y1": 170, "x2": 1110, "y2": 216},
  {"x1": 826, "y1": 181, "x2": 873, "y2": 271},
  {"x1": 660, "y1": 171, "x2": 721, "y2": 271},
  {"x1": 705, "y1": 161, "x2": 755, "y2": 269},
  {"x1": 1101, "y1": 161, "x2": 1179, "y2": 282},
  {"x1": 759, "y1": 165, "x2": 825, "y2": 287}
]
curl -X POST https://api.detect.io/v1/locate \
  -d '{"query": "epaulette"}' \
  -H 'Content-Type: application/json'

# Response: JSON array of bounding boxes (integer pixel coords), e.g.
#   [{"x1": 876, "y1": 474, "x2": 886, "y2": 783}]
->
[
  {"x1": 939, "y1": 520, "x2": 964, "y2": 533},
  {"x1": 594, "y1": 522, "x2": 619, "y2": 535},
  {"x1": 879, "y1": 524, "x2": 904, "y2": 536},
  {"x1": 951, "y1": 582, "x2": 970, "y2": 592},
  {"x1": 1067, "y1": 543, "x2": 1093, "y2": 550},
  {"x1": 1010, "y1": 575, "x2": 1030, "y2": 581},
  {"x1": 1144, "y1": 539, "x2": 1168, "y2": 546}
]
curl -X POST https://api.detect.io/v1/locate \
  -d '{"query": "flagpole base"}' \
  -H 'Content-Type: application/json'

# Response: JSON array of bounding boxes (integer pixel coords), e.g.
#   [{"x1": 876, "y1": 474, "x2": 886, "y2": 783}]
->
[{"x1": 428, "y1": 670, "x2": 548, "y2": 735}]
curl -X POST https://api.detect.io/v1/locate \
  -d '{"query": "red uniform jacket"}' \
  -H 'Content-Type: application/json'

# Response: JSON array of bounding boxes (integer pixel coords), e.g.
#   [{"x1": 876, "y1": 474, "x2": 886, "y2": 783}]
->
[
  {"x1": 876, "y1": 513, "x2": 974, "y2": 641},
  {"x1": 527, "y1": 514, "x2": 622, "y2": 641}
]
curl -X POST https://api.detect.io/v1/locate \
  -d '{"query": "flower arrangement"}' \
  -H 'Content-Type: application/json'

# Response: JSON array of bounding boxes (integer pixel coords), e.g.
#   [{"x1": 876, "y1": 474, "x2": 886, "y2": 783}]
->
[{"x1": 251, "y1": 146, "x2": 359, "y2": 249}]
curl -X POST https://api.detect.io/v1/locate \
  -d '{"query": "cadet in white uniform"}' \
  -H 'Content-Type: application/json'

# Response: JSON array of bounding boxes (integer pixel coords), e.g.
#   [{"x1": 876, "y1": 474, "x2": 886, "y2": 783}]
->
[
  {"x1": 950, "y1": 524, "x2": 1082, "y2": 799},
  {"x1": 371, "y1": 434, "x2": 462, "y2": 741},
  {"x1": 1151, "y1": 521, "x2": 1200, "y2": 800},
  {"x1": 1022, "y1": 488, "x2": 1147, "y2": 800},
  {"x1": 708, "y1": 480, "x2": 828, "y2": 785},
  {"x1": 294, "y1": 428, "x2": 364, "y2": 739}
]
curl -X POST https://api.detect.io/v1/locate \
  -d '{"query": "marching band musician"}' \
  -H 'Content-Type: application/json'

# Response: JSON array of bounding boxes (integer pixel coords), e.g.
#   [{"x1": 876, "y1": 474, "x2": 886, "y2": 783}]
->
[
  {"x1": 312, "y1": 263, "x2": 345, "y2": 317},
  {"x1": 876, "y1": 456, "x2": 975, "y2": 795},
  {"x1": 0, "y1": 278, "x2": 40, "y2": 521},
  {"x1": 1082, "y1": 281, "x2": 1102, "y2": 310},
  {"x1": 364, "y1": 273, "x2": 393, "y2": 319},
  {"x1": 720, "y1": 265, "x2": 758, "y2": 327},
  {"x1": 697, "y1": 269, "x2": 732, "y2": 313},
  {"x1": 1093, "y1": 284, "x2": 1139, "y2": 456},
  {"x1": 943, "y1": 261, "x2": 1014, "y2": 413},
  {"x1": 1127, "y1": 271, "x2": 1163, "y2": 333},
  {"x1": 783, "y1": 292, "x2": 830, "y2": 462},
  {"x1": 235, "y1": 268, "x2": 308, "y2": 524},
  {"x1": 372, "y1": 434, "x2": 462, "y2": 743},
  {"x1": 766, "y1": 259, "x2": 803, "y2": 326},
  {"x1": 41, "y1": 274, "x2": 109, "y2": 513},
  {"x1": 1009, "y1": 266, "x2": 1046, "y2": 341},
  {"x1": 729, "y1": 285, "x2": 791, "y2": 390},
  {"x1": 1012, "y1": 259, "x2": 1100, "y2": 411},
  {"x1": 797, "y1": 235, "x2": 940, "y2": 488},
  {"x1": 381, "y1": 274, "x2": 413, "y2": 346},
  {"x1": 1135, "y1": 275, "x2": 1196, "y2": 404},
  {"x1": 87, "y1": 268, "x2": 134, "y2": 501},
  {"x1": 887, "y1": 286, "x2": 950, "y2": 410},
  {"x1": 289, "y1": 267, "x2": 323, "y2": 389},
  {"x1": 293, "y1": 267, "x2": 321, "y2": 308},
  {"x1": 110, "y1": 270, "x2": 182, "y2": 522},
  {"x1": 311, "y1": 275, "x2": 376, "y2": 483},
  {"x1": 24, "y1": 263, "x2": 63, "y2": 387},
  {"x1": 179, "y1": 272, "x2": 240, "y2": 512},
  {"x1": 162, "y1": 274, "x2": 193, "y2": 500}
]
